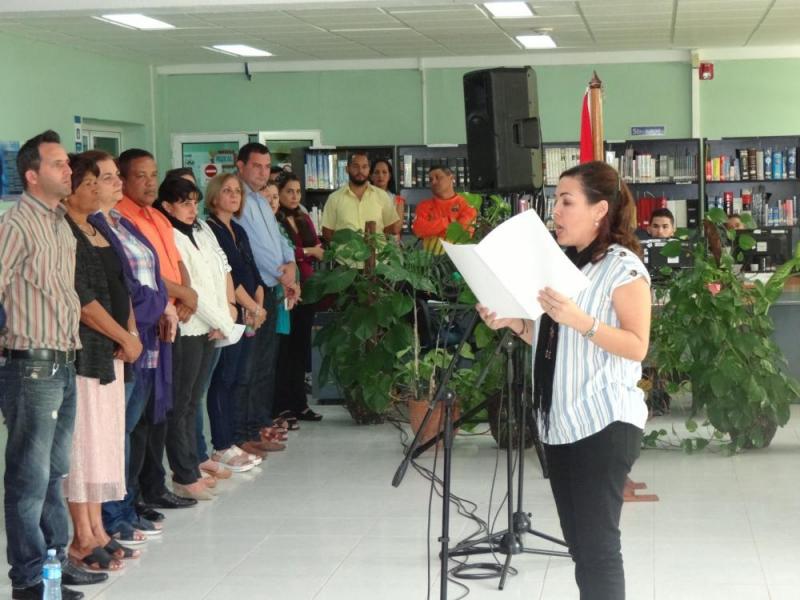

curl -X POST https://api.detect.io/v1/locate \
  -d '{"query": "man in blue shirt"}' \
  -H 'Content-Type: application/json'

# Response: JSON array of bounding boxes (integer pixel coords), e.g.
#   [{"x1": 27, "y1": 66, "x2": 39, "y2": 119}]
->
[{"x1": 234, "y1": 143, "x2": 298, "y2": 454}]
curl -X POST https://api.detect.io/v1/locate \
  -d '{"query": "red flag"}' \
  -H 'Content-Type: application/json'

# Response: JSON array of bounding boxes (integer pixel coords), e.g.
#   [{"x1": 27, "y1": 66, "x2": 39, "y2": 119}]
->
[{"x1": 579, "y1": 89, "x2": 593, "y2": 163}]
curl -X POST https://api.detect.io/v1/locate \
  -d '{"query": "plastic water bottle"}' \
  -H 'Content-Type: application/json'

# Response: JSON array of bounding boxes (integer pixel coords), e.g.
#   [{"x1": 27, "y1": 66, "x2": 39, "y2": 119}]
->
[{"x1": 42, "y1": 549, "x2": 61, "y2": 600}]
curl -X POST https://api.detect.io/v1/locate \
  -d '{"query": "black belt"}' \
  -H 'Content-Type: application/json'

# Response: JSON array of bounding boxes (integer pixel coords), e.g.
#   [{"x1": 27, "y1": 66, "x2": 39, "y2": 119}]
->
[{"x1": 1, "y1": 348, "x2": 76, "y2": 364}]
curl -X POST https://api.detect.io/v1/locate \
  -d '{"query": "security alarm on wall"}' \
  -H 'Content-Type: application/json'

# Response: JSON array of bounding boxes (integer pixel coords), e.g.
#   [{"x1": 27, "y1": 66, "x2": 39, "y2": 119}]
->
[{"x1": 699, "y1": 62, "x2": 714, "y2": 80}]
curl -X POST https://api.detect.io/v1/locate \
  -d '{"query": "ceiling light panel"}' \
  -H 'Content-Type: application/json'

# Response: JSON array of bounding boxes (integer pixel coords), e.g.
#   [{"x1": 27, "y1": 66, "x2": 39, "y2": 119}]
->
[
  {"x1": 95, "y1": 14, "x2": 175, "y2": 30},
  {"x1": 207, "y1": 44, "x2": 272, "y2": 57},
  {"x1": 515, "y1": 34, "x2": 557, "y2": 48},
  {"x1": 484, "y1": 3, "x2": 535, "y2": 19}
]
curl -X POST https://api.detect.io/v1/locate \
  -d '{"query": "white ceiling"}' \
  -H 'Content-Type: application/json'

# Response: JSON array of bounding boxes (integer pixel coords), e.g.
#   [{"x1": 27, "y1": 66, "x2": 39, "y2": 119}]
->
[{"x1": 1, "y1": 0, "x2": 799, "y2": 68}]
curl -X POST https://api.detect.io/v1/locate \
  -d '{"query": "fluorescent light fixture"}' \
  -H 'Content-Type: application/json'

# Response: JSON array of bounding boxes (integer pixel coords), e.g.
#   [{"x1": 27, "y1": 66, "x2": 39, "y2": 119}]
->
[
  {"x1": 207, "y1": 44, "x2": 272, "y2": 57},
  {"x1": 516, "y1": 34, "x2": 556, "y2": 49},
  {"x1": 95, "y1": 14, "x2": 175, "y2": 30},
  {"x1": 330, "y1": 27, "x2": 410, "y2": 32},
  {"x1": 484, "y1": 2, "x2": 535, "y2": 18}
]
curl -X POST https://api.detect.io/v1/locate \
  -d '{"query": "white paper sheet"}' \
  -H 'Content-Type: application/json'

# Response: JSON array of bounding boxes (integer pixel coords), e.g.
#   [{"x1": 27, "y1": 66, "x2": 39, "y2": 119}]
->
[
  {"x1": 214, "y1": 323, "x2": 246, "y2": 348},
  {"x1": 442, "y1": 209, "x2": 590, "y2": 320}
]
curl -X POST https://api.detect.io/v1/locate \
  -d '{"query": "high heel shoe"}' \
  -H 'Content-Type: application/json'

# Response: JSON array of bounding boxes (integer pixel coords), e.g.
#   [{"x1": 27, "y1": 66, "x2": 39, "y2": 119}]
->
[{"x1": 172, "y1": 481, "x2": 213, "y2": 501}]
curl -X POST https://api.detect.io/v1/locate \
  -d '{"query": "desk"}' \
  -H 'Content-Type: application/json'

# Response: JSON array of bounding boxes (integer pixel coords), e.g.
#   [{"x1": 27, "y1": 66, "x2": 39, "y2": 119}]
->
[{"x1": 771, "y1": 286, "x2": 800, "y2": 382}]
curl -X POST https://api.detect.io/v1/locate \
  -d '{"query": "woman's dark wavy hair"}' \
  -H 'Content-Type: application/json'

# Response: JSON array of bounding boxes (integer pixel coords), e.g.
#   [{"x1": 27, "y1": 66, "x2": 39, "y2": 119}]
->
[
  {"x1": 276, "y1": 171, "x2": 317, "y2": 247},
  {"x1": 156, "y1": 176, "x2": 201, "y2": 207},
  {"x1": 559, "y1": 160, "x2": 640, "y2": 261},
  {"x1": 370, "y1": 157, "x2": 395, "y2": 194}
]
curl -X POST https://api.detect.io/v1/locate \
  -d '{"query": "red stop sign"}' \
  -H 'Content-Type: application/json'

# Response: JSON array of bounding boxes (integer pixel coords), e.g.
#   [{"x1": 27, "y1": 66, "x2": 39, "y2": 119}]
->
[{"x1": 204, "y1": 164, "x2": 218, "y2": 178}]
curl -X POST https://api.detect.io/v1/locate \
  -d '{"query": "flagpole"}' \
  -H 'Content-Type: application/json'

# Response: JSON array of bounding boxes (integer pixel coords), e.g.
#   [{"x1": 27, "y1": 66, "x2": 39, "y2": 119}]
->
[{"x1": 589, "y1": 71, "x2": 604, "y2": 161}]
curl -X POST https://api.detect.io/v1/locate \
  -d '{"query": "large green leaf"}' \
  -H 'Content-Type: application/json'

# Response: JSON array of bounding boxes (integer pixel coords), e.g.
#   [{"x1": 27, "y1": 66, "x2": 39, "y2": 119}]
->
[
  {"x1": 322, "y1": 269, "x2": 358, "y2": 295},
  {"x1": 352, "y1": 307, "x2": 378, "y2": 341},
  {"x1": 706, "y1": 207, "x2": 727, "y2": 225},
  {"x1": 375, "y1": 262, "x2": 412, "y2": 283},
  {"x1": 660, "y1": 240, "x2": 683, "y2": 258},
  {"x1": 384, "y1": 322, "x2": 413, "y2": 354},
  {"x1": 445, "y1": 222, "x2": 472, "y2": 244},
  {"x1": 737, "y1": 233, "x2": 756, "y2": 251},
  {"x1": 390, "y1": 294, "x2": 414, "y2": 318}
]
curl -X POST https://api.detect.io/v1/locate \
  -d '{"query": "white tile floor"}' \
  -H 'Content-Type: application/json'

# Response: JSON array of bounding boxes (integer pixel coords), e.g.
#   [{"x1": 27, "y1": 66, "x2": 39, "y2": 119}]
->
[{"x1": 1, "y1": 402, "x2": 799, "y2": 599}]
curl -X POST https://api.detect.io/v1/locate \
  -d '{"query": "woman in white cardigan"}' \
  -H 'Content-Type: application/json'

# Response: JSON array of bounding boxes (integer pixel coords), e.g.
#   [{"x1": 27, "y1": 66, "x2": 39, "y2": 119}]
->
[{"x1": 155, "y1": 177, "x2": 237, "y2": 501}]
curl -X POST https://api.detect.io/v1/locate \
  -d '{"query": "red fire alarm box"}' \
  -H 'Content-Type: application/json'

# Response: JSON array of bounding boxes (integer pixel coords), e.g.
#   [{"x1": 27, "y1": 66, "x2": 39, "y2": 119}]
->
[{"x1": 699, "y1": 62, "x2": 714, "y2": 80}]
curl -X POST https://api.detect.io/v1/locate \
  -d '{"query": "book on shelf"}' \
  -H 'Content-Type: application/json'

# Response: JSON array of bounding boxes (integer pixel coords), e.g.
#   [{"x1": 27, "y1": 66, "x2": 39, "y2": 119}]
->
[
  {"x1": 635, "y1": 195, "x2": 668, "y2": 229},
  {"x1": 707, "y1": 188, "x2": 798, "y2": 227},
  {"x1": 304, "y1": 151, "x2": 347, "y2": 190},
  {"x1": 706, "y1": 146, "x2": 800, "y2": 182},
  {"x1": 544, "y1": 146, "x2": 580, "y2": 185},
  {"x1": 397, "y1": 153, "x2": 468, "y2": 190},
  {"x1": 606, "y1": 146, "x2": 697, "y2": 183}
]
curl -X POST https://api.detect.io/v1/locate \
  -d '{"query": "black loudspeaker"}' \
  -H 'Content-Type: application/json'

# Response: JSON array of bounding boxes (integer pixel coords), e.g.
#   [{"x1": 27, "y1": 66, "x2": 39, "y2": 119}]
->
[{"x1": 463, "y1": 67, "x2": 543, "y2": 192}]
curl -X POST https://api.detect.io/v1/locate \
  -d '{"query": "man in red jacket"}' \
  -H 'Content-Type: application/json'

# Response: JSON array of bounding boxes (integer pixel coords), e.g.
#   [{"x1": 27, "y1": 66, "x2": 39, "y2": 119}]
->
[{"x1": 412, "y1": 165, "x2": 476, "y2": 253}]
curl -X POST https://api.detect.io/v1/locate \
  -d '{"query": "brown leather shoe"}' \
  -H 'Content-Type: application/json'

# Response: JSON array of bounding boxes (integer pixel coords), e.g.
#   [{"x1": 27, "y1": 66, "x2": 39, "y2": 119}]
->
[{"x1": 239, "y1": 441, "x2": 267, "y2": 458}]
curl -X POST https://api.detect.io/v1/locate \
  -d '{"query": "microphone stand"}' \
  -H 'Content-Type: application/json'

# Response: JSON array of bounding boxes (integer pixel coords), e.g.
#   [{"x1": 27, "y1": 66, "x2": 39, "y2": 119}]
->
[
  {"x1": 392, "y1": 311, "x2": 481, "y2": 600},
  {"x1": 448, "y1": 336, "x2": 570, "y2": 590}
]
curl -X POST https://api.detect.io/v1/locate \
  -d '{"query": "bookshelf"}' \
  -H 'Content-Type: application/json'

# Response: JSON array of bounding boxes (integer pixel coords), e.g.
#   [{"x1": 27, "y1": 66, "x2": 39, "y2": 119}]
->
[
  {"x1": 395, "y1": 144, "x2": 470, "y2": 233},
  {"x1": 703, "y1": 136, "x2": 800, "y2": 228},
  {"x1": 606, "y1": 138, "x2": 702, "y2": 231},
  {"x1": 291, "y1": 145, "x2": 395, "y2": 210},
  {"x1": 704, "y1": 136, "x2": 800, "y2": 273},
  {"x1": 540, "y1": 138, "x2": 702, "y2": 231},
  {"x1": 541, "y1": 142, "x2": 580, "y2": 228}
]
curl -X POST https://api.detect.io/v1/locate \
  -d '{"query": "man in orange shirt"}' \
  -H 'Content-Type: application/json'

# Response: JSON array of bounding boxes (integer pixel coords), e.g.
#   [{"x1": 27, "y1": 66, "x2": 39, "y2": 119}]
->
[
  {"x1": 412, "y1": 165, "x2": 477, "y2": 253},
  {"x1": 113, "y1": 150, "x2": 199, "y2": 526}
]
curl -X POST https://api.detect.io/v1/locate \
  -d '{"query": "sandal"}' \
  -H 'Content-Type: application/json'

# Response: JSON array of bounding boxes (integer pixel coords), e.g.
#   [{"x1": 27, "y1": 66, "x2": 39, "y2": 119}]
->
[
  {"x1": 275, "y1": 413, "x2": 300, "y2": 431},
  {"x1": 104, "y1": 539, "x2": 140, "y2": 560},
  {"x1": 297, "y1": 407, "x2": 323, "y2": 421},
  {"x1": 213, "y1": 448, "x2": 255, "y2": 472},
  {"x1": 70, "y1": 546, "x2": 124, "y2": 572},
  {"x1": 200, "y1": 459, "x2": 232, "y2": 480},
  {"x1": 131, "y1": 515, "x2": 163, "y2": 536},
  {"x1": 111, "y1": 527, "x2": 148, "y2": 546},
  {"x1": 260, "y1": 426, "x2": 289, "y2": 442}
]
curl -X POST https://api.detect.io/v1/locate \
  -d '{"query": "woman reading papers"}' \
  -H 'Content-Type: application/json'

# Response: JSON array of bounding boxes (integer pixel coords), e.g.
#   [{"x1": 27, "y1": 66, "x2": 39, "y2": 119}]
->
[{"x1": 478, "y1": 161, "x2": 651, "y2": 600}]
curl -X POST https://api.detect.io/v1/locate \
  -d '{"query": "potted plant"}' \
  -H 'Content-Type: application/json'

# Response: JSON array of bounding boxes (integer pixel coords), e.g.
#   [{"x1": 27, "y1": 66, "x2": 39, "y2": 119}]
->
[
  {"x1": 650, "y1": 208, "x2": 800, "y2": 451},
  {"x1": 303, "y1": 229, "x2": 436, "y2": 424}
]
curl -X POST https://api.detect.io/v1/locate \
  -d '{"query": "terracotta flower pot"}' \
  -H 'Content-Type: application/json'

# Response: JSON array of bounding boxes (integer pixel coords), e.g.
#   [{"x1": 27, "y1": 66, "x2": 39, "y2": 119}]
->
[{"x1": 407, "y1": 395, "x2": 461, "y2": 451}]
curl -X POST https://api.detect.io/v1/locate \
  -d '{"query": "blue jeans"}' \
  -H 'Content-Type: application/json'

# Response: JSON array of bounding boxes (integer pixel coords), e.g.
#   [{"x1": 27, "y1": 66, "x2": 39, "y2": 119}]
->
[
  {"x1": 237, "y1": 286, "x2": 279, "y2": 443},
  {"x1": 195, "y1": 347, "x2": 221, "y2": 462},
  {"x1": 102, "y1": 367, "x2": 154, "y2": 534},
  {"x1": 0, "y1": 358, "x2": 77, "y2": 588},
  {"x1": 208, "y1": 336, "x2": 252, "y2": 452}
]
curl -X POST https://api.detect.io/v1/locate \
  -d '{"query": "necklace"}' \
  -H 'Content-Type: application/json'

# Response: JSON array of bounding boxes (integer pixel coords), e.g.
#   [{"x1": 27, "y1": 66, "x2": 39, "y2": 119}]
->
[{"x1": 78, "y1": 223, "x2": 97, "y2": 237}]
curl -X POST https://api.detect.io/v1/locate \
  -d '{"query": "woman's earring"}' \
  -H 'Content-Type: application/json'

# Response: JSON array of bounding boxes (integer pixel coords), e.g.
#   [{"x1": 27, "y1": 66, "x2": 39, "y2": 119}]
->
[{"x1": 594, "y1": 220, "x2": 599, "y2": 227}]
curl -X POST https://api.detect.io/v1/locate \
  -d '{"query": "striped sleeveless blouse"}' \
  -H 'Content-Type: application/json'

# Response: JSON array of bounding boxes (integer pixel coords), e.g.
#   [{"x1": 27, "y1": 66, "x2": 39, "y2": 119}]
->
[{"x1": 533, "y1": 244, "x2": 650, "y2": 444}]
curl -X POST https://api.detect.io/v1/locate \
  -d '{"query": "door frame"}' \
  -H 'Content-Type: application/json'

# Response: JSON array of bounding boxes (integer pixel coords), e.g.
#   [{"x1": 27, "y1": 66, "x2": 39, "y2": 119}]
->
[{"x1": 170, "y1": 133, "x2": 251, "y2": 168}]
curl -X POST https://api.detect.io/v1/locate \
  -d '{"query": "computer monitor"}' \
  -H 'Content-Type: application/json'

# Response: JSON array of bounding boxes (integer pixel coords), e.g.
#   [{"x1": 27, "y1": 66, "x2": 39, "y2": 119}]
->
[
  {"x1": 641, "y1": 237, "x2": 693, "y2": 279},
  {"x1": 737, "y1": 228, "x2": 793, "y2": 272}
]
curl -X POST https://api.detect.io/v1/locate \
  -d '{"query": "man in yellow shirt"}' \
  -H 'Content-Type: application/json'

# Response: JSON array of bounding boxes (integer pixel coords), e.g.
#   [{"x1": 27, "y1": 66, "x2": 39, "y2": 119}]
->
[{"x1": 321, "y1": 151, "x2": 400, "y2": 241}]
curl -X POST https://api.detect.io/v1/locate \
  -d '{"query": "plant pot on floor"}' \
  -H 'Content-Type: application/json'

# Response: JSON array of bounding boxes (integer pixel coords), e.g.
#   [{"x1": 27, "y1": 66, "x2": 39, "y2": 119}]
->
[
  {"x1": 407, "y1": 395, "x2": 461, "y2": 451},
  {"x1": 344, "y1": 388, "x2": 387, "y2": 425}
]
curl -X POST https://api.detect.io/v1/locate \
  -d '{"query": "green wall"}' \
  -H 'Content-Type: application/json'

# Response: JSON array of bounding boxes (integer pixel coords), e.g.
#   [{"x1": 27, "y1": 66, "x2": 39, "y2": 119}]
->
[
  {"x1": 424, "y1": 62, "x2": 692, "y2": 144},
  {"x1": 0, "y1": 33, "x2": 153, "y2": 156},
  {"x1": 700, "y1": 59, "x2": 800, "y2": 140},
  {"x1": 157, "y1": 61, "x2": 692, "y2": 169},
  {"x1": 157, "y1": 69, "x2": 424, "y2": 170}
]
